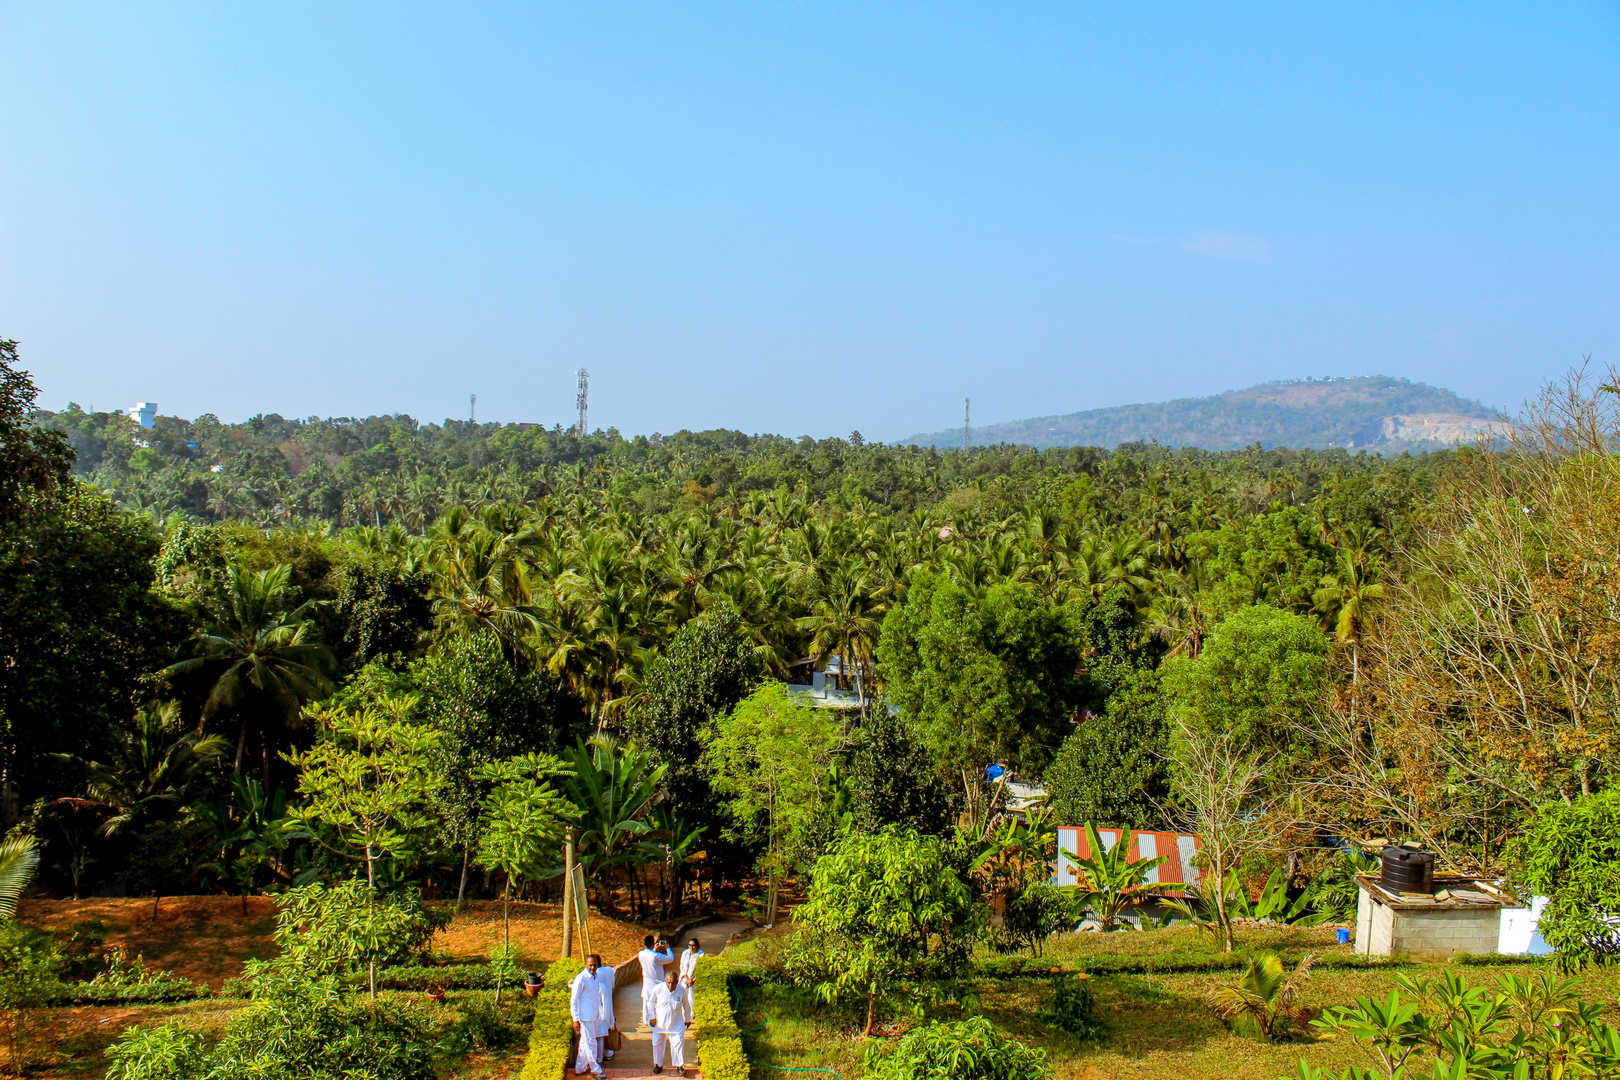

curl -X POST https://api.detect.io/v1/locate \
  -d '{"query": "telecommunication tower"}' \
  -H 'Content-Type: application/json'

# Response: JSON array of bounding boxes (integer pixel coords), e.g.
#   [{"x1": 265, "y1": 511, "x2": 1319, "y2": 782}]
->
[
  {"x1": 576, "y1": 369, "x2": 590, "y2": 436},
  {"x1": 963, "y1": 397, "x2": 971, "y2": 451},
  {"x1": 469, "y1": 393, "x2": 477, "y2": 424}
]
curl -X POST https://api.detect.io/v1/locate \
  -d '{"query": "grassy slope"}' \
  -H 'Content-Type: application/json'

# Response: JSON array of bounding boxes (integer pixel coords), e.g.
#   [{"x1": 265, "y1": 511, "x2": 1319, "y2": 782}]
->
[{"x1": 739, "y1": 927, "x2": 1620, "y2": 1080}]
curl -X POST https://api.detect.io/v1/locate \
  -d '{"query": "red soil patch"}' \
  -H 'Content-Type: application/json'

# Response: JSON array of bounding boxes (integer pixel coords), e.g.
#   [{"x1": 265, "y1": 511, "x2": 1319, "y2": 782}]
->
[
  {"x1": 430, "y1": 900, "x2": 649, "y2": 968},
  {"x1": 18, "y1": 895, "x2": 278, "y2": 989},
  {"x1": 15, "y1": 896, "x2": 652, "y2": 989}
]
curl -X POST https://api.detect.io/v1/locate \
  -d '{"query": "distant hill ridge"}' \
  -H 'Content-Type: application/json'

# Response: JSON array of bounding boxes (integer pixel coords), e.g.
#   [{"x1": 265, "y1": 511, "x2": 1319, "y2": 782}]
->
[{"x1": 900, "y1": 376, "x2": 1507, "y2": 453}]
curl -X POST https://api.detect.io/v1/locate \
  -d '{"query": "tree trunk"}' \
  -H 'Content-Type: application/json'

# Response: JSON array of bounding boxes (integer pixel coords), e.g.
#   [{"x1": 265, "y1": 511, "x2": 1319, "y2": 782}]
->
[
  {"x1": 864, "y1": 991, "x2": 877, "y2": 1036},
  {"x1": 456, "y1": 847, "x2": 471, "y2": 912}
]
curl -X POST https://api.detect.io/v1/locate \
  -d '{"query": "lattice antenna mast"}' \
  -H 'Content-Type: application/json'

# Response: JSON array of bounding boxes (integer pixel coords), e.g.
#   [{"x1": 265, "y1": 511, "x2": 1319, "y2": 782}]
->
[
  {"x1": 576, "y1": 368, "x2": 590, "y2": 436},
  {"x1": 469, "y1": 393, "x2": 477, "y2": 424},
  {"x1": 963, "y1": 397, "x2": 970, "y2": 450}
]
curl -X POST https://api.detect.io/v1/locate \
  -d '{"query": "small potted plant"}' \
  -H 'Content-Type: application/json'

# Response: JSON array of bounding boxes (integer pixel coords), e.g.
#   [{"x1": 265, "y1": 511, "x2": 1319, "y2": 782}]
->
[{"x1": 524, "y1": 971, "x2": 544, "y2": 997}]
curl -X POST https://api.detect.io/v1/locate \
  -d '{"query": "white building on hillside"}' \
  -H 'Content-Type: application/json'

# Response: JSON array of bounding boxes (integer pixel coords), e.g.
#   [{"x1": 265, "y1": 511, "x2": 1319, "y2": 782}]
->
[{"x1": 126, "y1": 402, "x2": 157, "y2": 429}]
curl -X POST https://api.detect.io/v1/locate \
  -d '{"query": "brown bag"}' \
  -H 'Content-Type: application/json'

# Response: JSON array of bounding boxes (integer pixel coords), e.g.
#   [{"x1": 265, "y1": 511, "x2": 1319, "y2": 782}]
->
[{"x1": 606, "y1": 1027, "x2": 623, "y2": 1052}]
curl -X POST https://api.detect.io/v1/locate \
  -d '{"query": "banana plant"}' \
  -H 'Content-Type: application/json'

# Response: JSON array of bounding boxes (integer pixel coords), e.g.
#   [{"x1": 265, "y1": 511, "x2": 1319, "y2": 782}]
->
[{"x1": 1066, "y1": 823, "x2": 1183, "y2": 931}]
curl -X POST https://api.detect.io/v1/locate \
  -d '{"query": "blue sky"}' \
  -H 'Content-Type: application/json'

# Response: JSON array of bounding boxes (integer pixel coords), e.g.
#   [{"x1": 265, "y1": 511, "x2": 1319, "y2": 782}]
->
[{"x1": 3, "y1": 2, "x2": 1616, "y2": 439}]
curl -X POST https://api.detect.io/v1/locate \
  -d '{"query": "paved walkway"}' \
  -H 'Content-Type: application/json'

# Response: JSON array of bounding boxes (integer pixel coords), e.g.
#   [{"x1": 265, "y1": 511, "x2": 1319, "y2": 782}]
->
[{"x1": 592, "y1": 918, "x2": 750, "y2": 1080}]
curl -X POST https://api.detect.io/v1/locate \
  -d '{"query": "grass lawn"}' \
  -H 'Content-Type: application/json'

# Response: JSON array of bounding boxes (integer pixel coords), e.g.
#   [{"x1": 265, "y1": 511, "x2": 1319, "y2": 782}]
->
[{"x1": 737, "y1": 929, "x2": 1620, "y2": 1080}]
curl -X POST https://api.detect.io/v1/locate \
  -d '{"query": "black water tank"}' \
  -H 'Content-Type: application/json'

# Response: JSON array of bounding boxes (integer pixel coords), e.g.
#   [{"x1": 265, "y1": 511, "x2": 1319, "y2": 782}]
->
[{"x1": 1380, "y1": 845, "x2": 1434, "y2": 894}]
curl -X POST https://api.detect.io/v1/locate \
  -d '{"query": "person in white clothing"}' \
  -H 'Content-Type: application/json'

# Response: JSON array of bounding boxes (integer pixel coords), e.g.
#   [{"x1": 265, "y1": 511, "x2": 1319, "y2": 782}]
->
[
  {"x1": 636, "y1": 933, "x2": 674, "y2": 1027},
  {"x1": 569, "y1": 954, "x2": 608, "y2": 1078},
  {"x1": 591, "y1": 958, "x2": 617, "y2": 1060},
  {"x1": 647, "y1": 969, "x2": 694, "y2": 1076},
  {"x1": 678, "y1": 937, "x2": 704, "y2": 986}
]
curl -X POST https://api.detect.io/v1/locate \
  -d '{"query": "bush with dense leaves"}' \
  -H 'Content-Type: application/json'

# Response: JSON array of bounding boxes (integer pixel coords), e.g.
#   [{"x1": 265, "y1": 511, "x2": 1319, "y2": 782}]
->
[
  {"x1": 863, "y1": 1016, "x2": 1050, "y2": 1080},
  {"x1": 1510, "y1": 789, "x2": 1620, "y2": 966},
  {"x1": 1040, "y1": 975, "x2": 1104, "y2": 1041}
]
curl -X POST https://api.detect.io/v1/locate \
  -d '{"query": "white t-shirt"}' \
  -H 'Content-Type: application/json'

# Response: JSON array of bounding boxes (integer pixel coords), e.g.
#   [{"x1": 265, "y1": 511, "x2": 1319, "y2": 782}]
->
[{"x1": 638, "y1": 945, "x2": 673, "y2": 981}]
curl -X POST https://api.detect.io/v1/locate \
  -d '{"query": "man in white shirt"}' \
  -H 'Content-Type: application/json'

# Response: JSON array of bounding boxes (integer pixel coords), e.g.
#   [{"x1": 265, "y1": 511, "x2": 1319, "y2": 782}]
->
[
  {"x1": 569, "y1": 953, "x2": 608, "y2": 1078},
  {"x1": 591, "y1": 957, "x2": 617, "y2": 1060},
  {"x1": 678, "y1": 937, "x2": 704, "y2": 986},
  {"x1": 647, "y1": 969, "x2": 694, "y2": 1077},
  {"x1": 636, "y1": 934, "x2": 674, "y2": 1027}
]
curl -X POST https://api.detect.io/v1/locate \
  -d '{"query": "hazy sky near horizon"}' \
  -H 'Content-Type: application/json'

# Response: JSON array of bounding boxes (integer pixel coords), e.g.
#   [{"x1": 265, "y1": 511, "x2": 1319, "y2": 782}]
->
[{"x1": 3, "y1": 3, "x2": 1617, "y2": 439}]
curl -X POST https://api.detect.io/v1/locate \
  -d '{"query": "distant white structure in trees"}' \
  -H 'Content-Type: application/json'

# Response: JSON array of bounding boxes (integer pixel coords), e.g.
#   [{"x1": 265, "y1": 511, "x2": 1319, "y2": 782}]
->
[{"x1": 126, "y1": 402, "x2": 157, "y2": 429}]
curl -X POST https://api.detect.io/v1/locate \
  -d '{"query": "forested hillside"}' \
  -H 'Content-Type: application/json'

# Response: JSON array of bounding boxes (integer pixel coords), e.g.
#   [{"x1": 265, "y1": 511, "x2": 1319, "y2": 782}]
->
[
  {"x1": 904, "y1": 375, "x2": 1506, "y2": 451},
  {"x1": 6, "y1": 334, "x2": 1620, "y2": 965}
]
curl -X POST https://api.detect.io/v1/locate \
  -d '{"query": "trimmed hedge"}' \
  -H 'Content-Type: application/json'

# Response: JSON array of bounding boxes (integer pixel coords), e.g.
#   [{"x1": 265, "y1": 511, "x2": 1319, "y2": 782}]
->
[
  {"x1": 976, "y1": 950, "x2": 1552, "y2": 979},
  {"x1": 368, "y1": 962, "x2": 522, "y2": 991},
  {"x1": 49, "y1": 979, "x2": 210, "y2": 1005},
  {"x1": 692, "y1": 953, "x2": 748, "y2": 1080},
  {"x1": 518, "y1": 959, "x2": 576, "y2": 1080}
]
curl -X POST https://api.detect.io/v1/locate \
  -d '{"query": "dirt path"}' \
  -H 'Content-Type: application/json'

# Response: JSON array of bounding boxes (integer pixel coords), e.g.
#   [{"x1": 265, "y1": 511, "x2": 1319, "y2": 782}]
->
[{"x1": 599, "y1": 918, "x2": 751, "y2": 1079}]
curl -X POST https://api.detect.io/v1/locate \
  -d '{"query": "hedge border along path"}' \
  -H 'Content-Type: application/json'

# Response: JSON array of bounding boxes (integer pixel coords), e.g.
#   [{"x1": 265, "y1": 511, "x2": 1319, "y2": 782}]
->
[
  {"x1": 519, "y1": 939, "x2": 754, "y2": 1080},
  {"x1": 519, "y1": 958, "x2": 577, "y2": 1080}
]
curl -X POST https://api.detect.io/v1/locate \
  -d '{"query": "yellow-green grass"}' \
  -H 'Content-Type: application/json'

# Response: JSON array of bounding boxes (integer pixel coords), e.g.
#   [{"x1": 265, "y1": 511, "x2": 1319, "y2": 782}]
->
[
  {"x1": 1031, "y1": 923, "x2": 1349, "y2": 963},
  {"x1": 739, "y1": 960, "x2": 1620, "y2": 1080}
]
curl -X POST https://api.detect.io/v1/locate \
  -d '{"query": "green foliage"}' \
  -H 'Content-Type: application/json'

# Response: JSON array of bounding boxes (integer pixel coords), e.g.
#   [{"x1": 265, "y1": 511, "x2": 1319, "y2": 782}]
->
[
  {"x1": 1509, "y1": 789, "x2": 1620, "y2": 966},
  {"x1": 335, "y1": 561, "x2": 432, "y2": 669},
  {"x1": 0, "y1": 338, "x2": 72, "y2": 522},
  {"x1": 1161, "y1": 604, "x2": 1330, "y2": 756},
  {"x1": 996, "y1": 881, "x2": 1073, "y2": 958},
  {"x1": 0, "y1": 834, "x2": 39, "y2": 922},
  {"x1": 474, "y1": 754, "x2": 574, "y2": 910},
  {"x1": 1300, "y1": 969, "x2": 1620, "y2": 1079},
  {"x1": 846, "y1": 705, "x2": 954, "y2": 834},
  {"x1": 863, "y1": 1015, "x2": 1051, "y2": 1080},
  {"x1": 705, "y1": 683, "x2": 842, "y2": 922},
  {"x1": 879, "y1": 573, "x2": 1086, "y2": 779},
  {"x1": 0, "y1": 922, "x2": 64, "y2": 1073},
  {"x1": 517, "y1": 959, "x2": 575, "y2": 1080},
  {"x1": 104, "y1": 1021, "x2": 208, "y2": 1080},
  {"x1": 488, "y1": 941, "x2": 521, "y2": 1007},
  {"x1": 788, "y1": 828, "x2": 983, "y2": 1033},
  {"x1": 0, "y1": 482, "x2": 182, "y2": 814},
  {"x1": 206, "y1": 968, "x2": 438, "y2": 1080},
  {"x1": 561, "y1": 735, "x2": 666, "y2": 899},
  {"x1": 1207, "y1": 950, "x2": 1315, "y2": 1040},
  {"x1": 268, "y1": 879, "x2": 445, "y2": 999},
  {"x1": 629, "y1": 603, "x2": 766, "y2": 806},
  {"x1": 1068, "y1": 824, "x2": 1183, "y2": 931},
  {"x1": 162, "y1": 560, "x2": 336, "y2": 765},
  {"x1": 1044, "y1": 668, "x2": 1168, "y2": 830},
  {"x1": 1040, "y1": 975, "x2": 1104, "y2": 1041},
  {"x1": 287, "y1": 694, "x2": 447, "y2": 884}
]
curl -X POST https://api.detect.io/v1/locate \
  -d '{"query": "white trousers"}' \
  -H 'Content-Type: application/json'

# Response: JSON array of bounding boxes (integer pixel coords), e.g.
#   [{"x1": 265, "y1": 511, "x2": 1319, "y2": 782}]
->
[
  {"x1": 641, "y1": 978, "x2": 662, "y2": 1023},
  {"x1": 652, "y1": 1029, "x2": 685, "y2": 1068},
  {"x1": 574, "y1": 1026, "x2": 602, "y2": 1076}
]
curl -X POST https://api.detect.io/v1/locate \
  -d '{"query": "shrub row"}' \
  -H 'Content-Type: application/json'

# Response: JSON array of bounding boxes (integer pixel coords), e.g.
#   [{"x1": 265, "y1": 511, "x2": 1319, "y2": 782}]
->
[
  {"x1": 518, "y1": 959, "x2": 576, "y2": 1080},
  {"x1": 977, "y1": 950, "x2": 1551, "y2": 979},
  {"x1": 48, "y1": 979, "x2": 211, "y2": 1005},
  {"x1": 366, "y1": 962, "x2": 523, "y2": 991},
  {"x1": 692, "y1": 953, "x2": 748, "y2": 1080}
]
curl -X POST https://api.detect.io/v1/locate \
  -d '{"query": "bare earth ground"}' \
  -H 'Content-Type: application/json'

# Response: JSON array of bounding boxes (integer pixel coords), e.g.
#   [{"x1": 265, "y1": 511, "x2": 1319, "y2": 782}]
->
[{"x1": 16, "y1": 896, "x2": 648, "y2": 1079}]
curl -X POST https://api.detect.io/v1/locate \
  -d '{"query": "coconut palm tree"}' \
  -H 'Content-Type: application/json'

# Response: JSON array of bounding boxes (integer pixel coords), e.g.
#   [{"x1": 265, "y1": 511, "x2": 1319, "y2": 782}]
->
[
  {"x1": 61, "y1": 702, "x2": 228, "y2": 835},
  {"x1": 1312, "y1": 527, "x2": 1387, "y2": 688},
  {"x1": 163, "y1": 562, "x2": 334, "y2": 774}
]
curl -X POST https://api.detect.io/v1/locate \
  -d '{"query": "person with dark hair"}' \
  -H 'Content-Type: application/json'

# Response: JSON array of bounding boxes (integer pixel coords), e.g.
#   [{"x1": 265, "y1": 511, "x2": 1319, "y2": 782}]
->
[
  {"x1": 647, "y1": 968, "x2": 694, "y2": 1076},
  {"x1": 637, "y1": 934, "x2": 674, "y2": 1027},
  {"x1": 569, "y1": 953, "x2": 608, "y2": 1078},
  {"x1": 678, "y1": 936, "x2": 704, "y2": 986}
]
